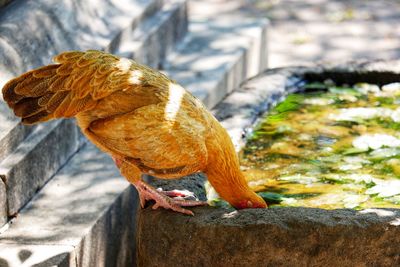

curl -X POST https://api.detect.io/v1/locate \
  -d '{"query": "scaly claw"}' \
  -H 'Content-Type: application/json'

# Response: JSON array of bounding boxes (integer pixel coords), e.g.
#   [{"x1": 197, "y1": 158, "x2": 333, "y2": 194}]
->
[{"x1": 133, "y1": 181, "x2": 207, "y2": 216}]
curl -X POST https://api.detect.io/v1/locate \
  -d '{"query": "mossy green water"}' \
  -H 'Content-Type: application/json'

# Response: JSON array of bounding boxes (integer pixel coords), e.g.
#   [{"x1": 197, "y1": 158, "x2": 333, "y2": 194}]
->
[{"x1": 239, "y1": 82, "x2": 400, "y2": 209}]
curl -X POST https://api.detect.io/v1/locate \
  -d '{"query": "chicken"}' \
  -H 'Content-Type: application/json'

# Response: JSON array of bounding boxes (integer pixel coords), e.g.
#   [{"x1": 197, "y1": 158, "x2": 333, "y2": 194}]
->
[{"x1": 2, "y1": 50, "x2": 267, "y2": 215}]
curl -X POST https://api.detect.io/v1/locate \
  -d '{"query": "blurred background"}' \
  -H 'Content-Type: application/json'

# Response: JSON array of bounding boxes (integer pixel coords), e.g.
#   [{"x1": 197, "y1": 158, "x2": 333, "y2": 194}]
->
[{"x1": 240, "y1": 0, "x2": 400, "y2": 67}]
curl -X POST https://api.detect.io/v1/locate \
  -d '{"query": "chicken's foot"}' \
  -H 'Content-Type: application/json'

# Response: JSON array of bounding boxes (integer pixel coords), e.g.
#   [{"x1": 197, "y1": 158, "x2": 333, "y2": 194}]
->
[{"x1": 134, "y1": 181, "x2": 207, "y2": 216}]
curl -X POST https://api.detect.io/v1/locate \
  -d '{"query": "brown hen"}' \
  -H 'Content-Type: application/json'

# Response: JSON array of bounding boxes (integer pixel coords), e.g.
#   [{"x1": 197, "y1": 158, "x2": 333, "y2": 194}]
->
[{"x1": 2, "y1": 50, "x2": 266, "y2": 215}]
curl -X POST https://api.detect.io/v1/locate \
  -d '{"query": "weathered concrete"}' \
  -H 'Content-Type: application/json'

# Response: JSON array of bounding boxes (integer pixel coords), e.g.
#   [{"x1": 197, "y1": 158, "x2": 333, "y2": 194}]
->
[
  {"x1": 163, "y1": 16, "x2": 268, "y2": 108},
  {"x1": 0, "y1": 120, "x2": 80, "y2": 216},
  {"x1": 0, "y1": 180, "x2": 6, "y2": 227},
  {"x1": 137, "y1": 207, "x2": 400, "y2": 267},
  {"x1": 0, "y1": 106, "x2": 33, "y2": 164},
  {"x1": 0, "y1": 143, "x2": 139, "y2": 267},
  {"x1": 137, "y1": 61, "x2": 400, "y2": 266},
  {"x1": 0, "y1": 0, "x2": 164, "y2": 161},
  {"x1": 113, "y1": 0, "x2": 188, "y2": 69}
]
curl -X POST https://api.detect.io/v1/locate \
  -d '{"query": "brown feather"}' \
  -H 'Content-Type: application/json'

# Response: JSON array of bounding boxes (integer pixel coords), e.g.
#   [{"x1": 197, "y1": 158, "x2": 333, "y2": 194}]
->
[
  {"x1": 53, "y1": 51, "x2": 84, "y2": 63},
  {"x1": 32, "y1": 64, "x2": 59, "y2": 78},
  {"x1": 38, "y1": 92, "x2": 54, "y2": 106},
  {"x1": 54, "y1": 94, "x2": 73, "y2": 117},
  {"x1": 56, "y1": 63, "x2": 74, "y2": 76},
  {"x1": 22, "y1": 110, "x2": 51, "y2": 124},
  {"x1": 13, "y1": 97, "x2": 43, "y2": 117},
  {"x1": 28, "y1": 80, "x2": 51, "y2": 97},
  {"x1": 49, "y1": 76, "x2": 69, "y2": 92},
  {"x1": 14, "y1": 76, "x2": 42, "y2": 95},
  {"x1": 47, "y1": 91, "x2": 70, "y2": 113}
]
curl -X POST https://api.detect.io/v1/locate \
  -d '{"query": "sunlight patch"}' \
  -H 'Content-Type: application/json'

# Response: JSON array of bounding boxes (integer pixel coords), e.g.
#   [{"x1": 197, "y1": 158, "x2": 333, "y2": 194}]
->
[
  {"x1": 128, "y1": 70, "x2": 143, "y2": 85},
  {"x1": 359, "y1": 209, "x2": 395, "y2": 217},
  {"x1": 115, "y1": 58, "x2": 132, "y2": 72},
  {"x1": 165, "y1": 83, "x2": 185, "y2": 121}
]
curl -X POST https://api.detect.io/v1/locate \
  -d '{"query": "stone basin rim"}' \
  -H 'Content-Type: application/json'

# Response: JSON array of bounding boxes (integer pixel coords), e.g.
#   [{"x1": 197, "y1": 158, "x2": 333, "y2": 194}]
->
[{"x1": 149, "y1": 60, "x2": 400, "y2": 224}]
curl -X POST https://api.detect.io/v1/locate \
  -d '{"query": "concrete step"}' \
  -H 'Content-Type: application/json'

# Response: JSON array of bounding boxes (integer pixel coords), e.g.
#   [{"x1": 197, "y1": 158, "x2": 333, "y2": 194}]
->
[
  {"x1": 110, "y1": 0, "x2": 188, "y2": 69},
  {"x1": 162, "y1": 16, "x2": 268, "y2": 109},
  {"x1": 0, "y1": 120, "x2": 80, "y2": 220},
  {"x1": 0, "y1": 142, "x2": 139, "y2": 267},
  {"x1": 0, "y1": 0, "x2": 164, "y2": 163}
]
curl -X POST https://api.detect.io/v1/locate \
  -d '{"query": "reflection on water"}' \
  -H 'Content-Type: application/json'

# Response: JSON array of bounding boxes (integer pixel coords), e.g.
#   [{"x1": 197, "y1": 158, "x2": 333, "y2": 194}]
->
[{"x1": 240, "y1": 82, "x2": 400, "y2": 209}]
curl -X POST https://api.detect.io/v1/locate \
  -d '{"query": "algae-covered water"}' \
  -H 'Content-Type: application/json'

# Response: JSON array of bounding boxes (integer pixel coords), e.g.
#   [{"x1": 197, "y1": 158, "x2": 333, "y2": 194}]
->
[{"x1": 240, "y1": 81, "x2": 400, "y2": 209}]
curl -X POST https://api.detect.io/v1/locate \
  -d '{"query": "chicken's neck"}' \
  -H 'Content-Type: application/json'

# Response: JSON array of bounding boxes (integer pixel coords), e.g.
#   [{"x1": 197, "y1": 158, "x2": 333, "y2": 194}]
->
[{"x1": 204, "y1": 119, "x2": 253, "y2": 205}]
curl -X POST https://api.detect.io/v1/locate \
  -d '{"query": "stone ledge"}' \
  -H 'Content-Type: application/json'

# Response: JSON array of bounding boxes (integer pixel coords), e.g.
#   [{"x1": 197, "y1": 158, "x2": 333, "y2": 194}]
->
[
  {"x1": 0, "y1": 143, "x2": 139, "y2": 267},
  {"x1": 0, "y1": 120, "x2": 80, "y2": 217},
  {"x1": 112, "y1": 0, "x2": 188, "y2": 69},
  {"x1": 137, "y1": 206, "x2": 400, "y2": 267},
  {"x1": 0, "y1": 107, "x2": 33, "y2": 164},
  {"x1": 163, "y1": 16, "x2": 268, "y2": 108}
]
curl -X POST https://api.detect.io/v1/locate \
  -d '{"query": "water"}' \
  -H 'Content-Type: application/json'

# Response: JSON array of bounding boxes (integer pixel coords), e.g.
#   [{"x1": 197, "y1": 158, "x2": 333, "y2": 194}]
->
[{"x1": 239, "y1": 82, "x2": 400, "y2": 209}]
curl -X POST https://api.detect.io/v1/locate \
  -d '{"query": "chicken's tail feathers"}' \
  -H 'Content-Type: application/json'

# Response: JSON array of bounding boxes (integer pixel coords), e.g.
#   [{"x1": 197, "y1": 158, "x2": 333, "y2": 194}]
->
[
  {"x1": 2, "y1": 64, "x2": 61, "y2": 124},
  {"x1": 2, "y1": 50, "x2": 133, "y2": 124}
]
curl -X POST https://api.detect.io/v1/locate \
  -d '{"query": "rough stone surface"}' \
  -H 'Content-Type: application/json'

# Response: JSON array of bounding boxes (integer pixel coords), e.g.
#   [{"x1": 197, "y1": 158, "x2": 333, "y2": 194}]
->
[
  {"x1": 113, "y1": 0, "x2": 188, "y2": 69},
  {"x1": 0, "y1": 180, "x2": 6, "y2": 227},
  {"x1": 0, "y1": 106, "x2": 34, "y2": 164},
  {"x1": 163, "y1": 15, "x2": 268, "y2": 108},
  {"x1": 0, "y1": 143, "x2": 139, "y2": 267},
  {"x1": 137, "y1": 206, "x2": 400, "y2": 267},
  {"x1": 0, "y1": 0, "x2": 163, "y2": 161},
  {"x1": 0, "y1": 119, "x2": 80, "y2": 216},
  {"x1": 137, "y1": 62, "x2": 400, "y2": 266}
]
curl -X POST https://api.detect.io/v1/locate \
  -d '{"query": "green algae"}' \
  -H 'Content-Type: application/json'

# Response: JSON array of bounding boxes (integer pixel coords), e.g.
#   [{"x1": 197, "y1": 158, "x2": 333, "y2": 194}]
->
[{"x1": 240, "y1": 82, "x2": 400, "y2": 209}]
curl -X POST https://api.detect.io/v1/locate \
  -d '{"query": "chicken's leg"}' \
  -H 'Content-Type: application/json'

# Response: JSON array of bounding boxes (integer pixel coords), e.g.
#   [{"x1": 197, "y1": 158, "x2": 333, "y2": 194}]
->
[
  {"x1": 134, "y1": 181, "x2": 207, "y2": 216},
  {"x1": 114, "y1": 157, "x2": 207, "y2": 216}
]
